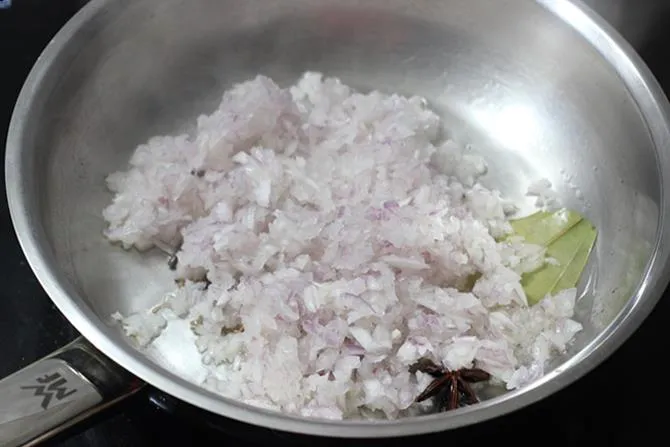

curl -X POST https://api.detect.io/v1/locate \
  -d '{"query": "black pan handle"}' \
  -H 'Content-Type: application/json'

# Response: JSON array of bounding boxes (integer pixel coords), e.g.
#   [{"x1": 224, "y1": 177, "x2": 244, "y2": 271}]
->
[{"x1": 0, "y1": 337, "x2": 143, "y2": 447}]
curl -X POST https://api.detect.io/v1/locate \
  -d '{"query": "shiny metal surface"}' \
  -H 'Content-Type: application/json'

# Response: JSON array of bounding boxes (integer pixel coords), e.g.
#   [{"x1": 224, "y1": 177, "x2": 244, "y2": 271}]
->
[
  {"x1": 0, "y1": 358, "x2": 101, "y2": 447},
  {"x1": 0, "y1": 338, "x2": 141, "y2": 446},
  {"x1": 5, "y1": 0, "x2": 670, "y2": 438}
]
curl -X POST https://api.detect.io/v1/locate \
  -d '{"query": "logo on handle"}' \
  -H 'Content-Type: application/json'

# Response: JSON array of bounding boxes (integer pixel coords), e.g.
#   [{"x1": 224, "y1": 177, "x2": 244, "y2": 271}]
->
[{"x1": 20, "y1": 373, "x2": 78, "y2": 410}]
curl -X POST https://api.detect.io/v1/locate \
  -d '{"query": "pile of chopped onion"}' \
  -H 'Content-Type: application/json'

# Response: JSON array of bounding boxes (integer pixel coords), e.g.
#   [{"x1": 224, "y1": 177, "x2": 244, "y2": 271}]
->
[{"x1": 105, "y1": 72, "x2": 582, "y2": 419}]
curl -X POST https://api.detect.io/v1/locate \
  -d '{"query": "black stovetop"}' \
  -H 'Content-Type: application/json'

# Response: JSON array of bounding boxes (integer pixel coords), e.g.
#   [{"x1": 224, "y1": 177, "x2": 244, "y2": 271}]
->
[{"x1": 2, "y1": 1, "x2": 670, "y2": 445}]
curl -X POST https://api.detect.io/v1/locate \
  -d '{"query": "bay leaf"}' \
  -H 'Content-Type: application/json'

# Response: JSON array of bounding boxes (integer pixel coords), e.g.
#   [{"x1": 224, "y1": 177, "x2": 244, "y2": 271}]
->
[
  {"x1": 518, "y1": 216, "x2": 597, "y2": 305},
  {"x1": 508, "y1": 208, "x2": 583, "y2": 247},
  {"x1": 465, "y1": 208, "x2": 596, "y2": 303}
]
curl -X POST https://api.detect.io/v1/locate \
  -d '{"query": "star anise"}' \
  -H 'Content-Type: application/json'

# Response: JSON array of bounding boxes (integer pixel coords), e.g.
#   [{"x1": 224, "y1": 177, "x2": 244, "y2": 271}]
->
[{"x1": 409, "y1": 358, "x2": 491, "y2": 411}]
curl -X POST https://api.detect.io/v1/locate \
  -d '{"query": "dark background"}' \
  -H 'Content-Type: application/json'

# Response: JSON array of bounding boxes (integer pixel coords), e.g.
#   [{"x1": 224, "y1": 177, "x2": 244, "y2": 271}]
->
[{"x1": 1, "y1": 1, "x2": 669, "y2": 445}]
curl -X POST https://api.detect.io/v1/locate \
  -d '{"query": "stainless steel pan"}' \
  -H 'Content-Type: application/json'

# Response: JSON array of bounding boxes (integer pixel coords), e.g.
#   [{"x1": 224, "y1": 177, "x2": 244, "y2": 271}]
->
[{"x1": 3, "y1": 0, "x2": 670, "y2": 445}]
